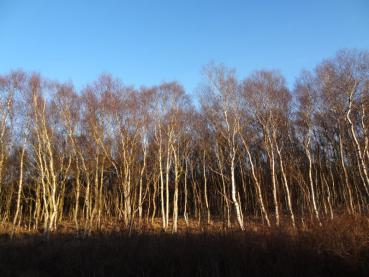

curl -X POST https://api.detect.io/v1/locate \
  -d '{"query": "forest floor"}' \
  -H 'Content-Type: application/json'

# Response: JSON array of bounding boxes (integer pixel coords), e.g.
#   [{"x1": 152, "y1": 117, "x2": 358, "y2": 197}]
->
[{"x1": 0, "y1": 216, "x2": 368, "y2": 276}]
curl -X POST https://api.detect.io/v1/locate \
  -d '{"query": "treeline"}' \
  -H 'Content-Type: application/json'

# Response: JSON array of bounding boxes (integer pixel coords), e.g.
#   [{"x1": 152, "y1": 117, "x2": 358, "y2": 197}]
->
[{"x1": 0, "y1": 49, "x2": 368, "y2": 234}]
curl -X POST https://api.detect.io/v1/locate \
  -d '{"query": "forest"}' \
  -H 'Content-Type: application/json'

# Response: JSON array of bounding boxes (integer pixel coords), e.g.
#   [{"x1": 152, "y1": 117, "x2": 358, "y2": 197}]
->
[
  {"x1": 0, "y1": 49, "x2": 369, "y2": 275},
  {"x1": 0, "y1": 48, "x2": 369, "y2": 233}
]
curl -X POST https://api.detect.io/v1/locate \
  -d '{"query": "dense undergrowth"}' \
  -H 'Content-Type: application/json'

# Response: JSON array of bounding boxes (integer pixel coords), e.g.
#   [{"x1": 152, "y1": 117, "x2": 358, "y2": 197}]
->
[{"x1": 0, "y1": 216, "x2": 368, "y2": 277}]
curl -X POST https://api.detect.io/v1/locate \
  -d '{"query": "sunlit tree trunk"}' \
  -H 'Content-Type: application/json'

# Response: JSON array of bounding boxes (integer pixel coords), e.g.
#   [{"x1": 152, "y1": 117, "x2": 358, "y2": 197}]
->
[
  {"x1": 243, "y1": 140, "x2": 271, "y2": 227},
  {"x1": 12, "y1": 146, "x2": 25, "y2": 235},
  {"x1": 172, "y1": 145, "x2": 179, "y2": 233},
  {"x1": 183, "y1": 159, "x2": 189, "y2": 226},
  {"x1": 275, "y1": 143, "x2": 295, "y2": 228},
  {"x1": 264, "y1": 126, "x2": 280, "y2": 226},
  {"x1": 230, "y1": 147, "x2": 244, "y2": 230},
  {"x1": 347, "y1": 85, "x2": 369, "y2": 195},
  {"x1": 304, "y1": 136, "x2": 321, "y2": 226},
  {"x1": 338, "y1": 131, "x2": 355, "y2": 214},
  {"x1": 202, "y1": 151, "x2": 211, "y2": 225}
]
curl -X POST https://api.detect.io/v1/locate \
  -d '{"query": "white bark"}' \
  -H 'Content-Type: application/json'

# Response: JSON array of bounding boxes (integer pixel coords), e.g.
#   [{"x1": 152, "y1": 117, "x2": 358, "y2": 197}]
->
[
  {"x1": 304, "y1": 137, "x2": 321, "y2": 226},
  {"x1": 230, "y1": 149, "x2": 244, "y2": 230},
  {"x1": 347, "y1": 86, "x2": 369, "y2": 195}
]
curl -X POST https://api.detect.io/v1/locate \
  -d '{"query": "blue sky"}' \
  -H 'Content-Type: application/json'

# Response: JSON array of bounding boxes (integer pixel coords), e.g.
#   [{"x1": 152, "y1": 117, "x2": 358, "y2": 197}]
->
[{"x1": 1, "y1": 0, "x2": 369, "y2": 95}]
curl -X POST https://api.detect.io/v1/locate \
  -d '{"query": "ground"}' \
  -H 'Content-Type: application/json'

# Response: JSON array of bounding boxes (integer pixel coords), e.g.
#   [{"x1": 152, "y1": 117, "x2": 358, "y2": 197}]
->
[{"x1": 0, "y1": 216, "x2": 368, "y2": 276}]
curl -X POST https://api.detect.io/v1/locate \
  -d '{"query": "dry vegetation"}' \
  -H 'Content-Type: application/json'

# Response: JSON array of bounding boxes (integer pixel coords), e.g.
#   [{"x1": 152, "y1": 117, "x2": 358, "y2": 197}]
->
[{"x1": 0, "y1": 216, "x2": 368, "y2": 277}]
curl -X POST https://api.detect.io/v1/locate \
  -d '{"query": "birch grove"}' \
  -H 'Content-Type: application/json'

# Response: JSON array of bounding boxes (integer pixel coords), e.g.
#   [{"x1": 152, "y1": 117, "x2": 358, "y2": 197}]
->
[{"x1": 0, "y1": 49, "x2": 368, "y2": 233}]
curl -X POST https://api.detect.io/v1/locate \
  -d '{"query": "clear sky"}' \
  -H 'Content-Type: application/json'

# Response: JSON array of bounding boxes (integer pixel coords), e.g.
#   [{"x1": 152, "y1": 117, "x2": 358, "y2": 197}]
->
[{"x1": 1, "y1": 0, "x2": 369, "y2": 95}]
